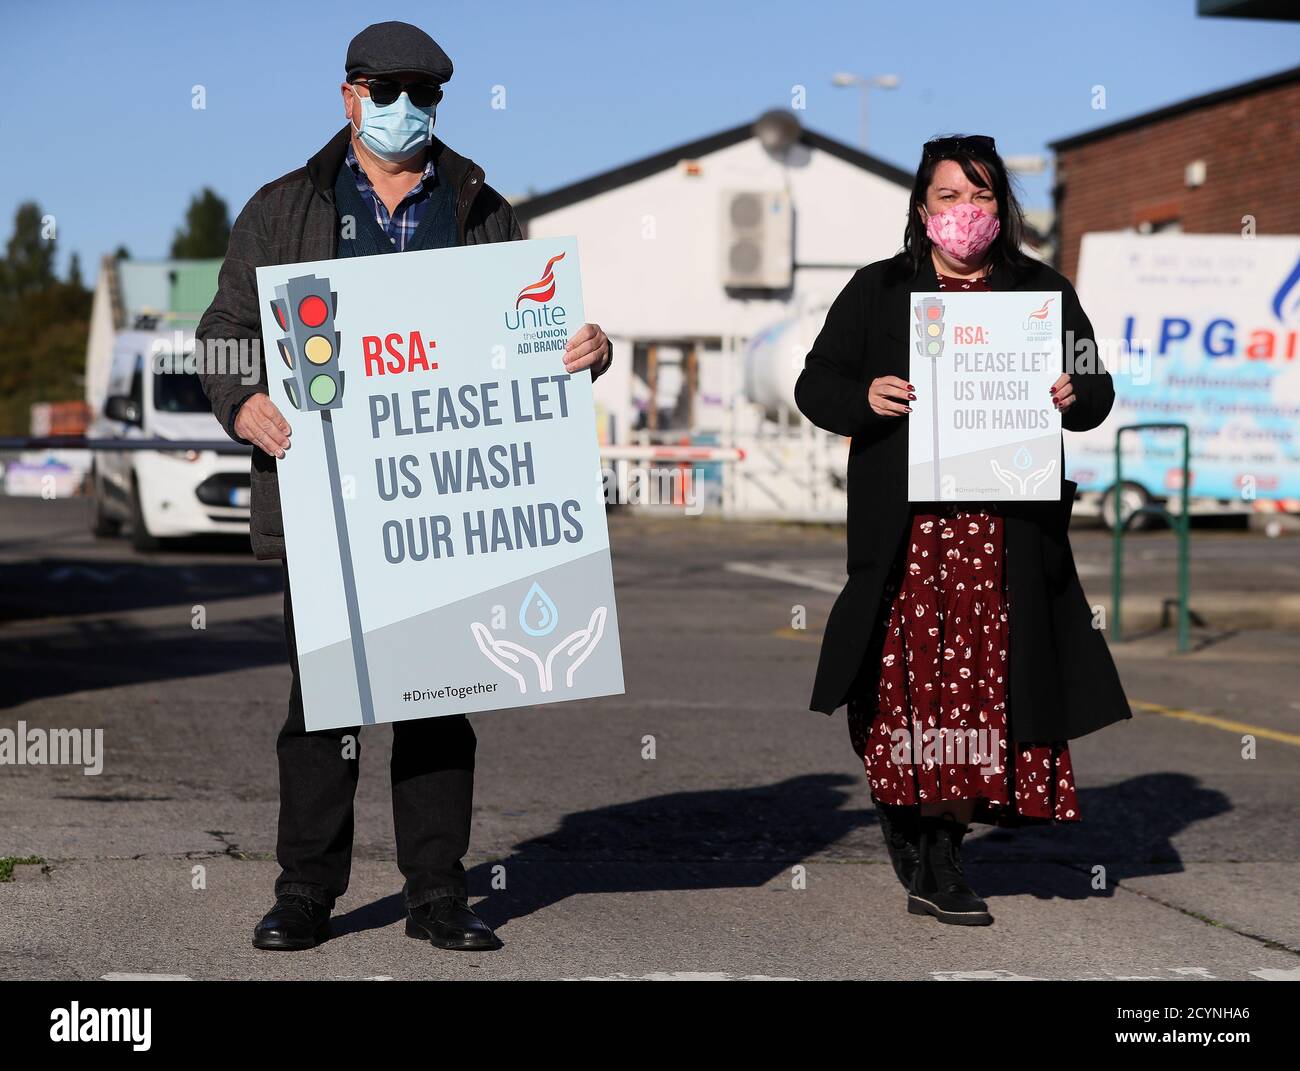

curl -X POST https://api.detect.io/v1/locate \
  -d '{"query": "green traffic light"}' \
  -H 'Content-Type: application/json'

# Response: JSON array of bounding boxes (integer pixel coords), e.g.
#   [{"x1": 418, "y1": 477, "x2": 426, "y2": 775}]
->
[{"x1": 309, "y1": 374, "x2": 338, "y2": 405}]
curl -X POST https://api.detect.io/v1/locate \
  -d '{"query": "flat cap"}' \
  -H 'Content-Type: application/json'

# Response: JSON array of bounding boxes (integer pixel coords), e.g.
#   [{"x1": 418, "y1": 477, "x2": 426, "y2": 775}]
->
[{"x1": 345, "y1": 21, "x2": 453, "y2": 84}]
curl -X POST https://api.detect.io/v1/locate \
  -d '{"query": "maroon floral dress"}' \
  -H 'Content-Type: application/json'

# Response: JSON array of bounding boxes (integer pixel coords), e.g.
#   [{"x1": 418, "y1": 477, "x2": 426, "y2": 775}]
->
[{"x1": 846, "y1": 272, "x2": 1080, "y2": 825}]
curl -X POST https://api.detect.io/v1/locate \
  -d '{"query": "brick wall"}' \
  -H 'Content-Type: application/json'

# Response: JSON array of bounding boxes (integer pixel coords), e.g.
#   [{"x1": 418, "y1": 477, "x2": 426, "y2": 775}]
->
[{"x1": 1053, "y1": 77, "x2": 1300, "y2": 281}]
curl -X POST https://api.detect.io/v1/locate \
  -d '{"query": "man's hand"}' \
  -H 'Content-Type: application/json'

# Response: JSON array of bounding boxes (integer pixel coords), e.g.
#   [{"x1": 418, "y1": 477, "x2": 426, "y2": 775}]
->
[
  {"x1": 564, "y1": 323, "x2": 610, "y2": 377},
  {"x1": 234, "y1": 393, "x2": 292, "y2": 459}
]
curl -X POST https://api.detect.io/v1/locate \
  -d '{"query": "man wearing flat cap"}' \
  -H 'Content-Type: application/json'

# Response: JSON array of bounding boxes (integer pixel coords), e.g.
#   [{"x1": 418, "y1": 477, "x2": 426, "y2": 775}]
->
[{"x1": 197, "y1": 20, "x2": 611, "y2": 954}]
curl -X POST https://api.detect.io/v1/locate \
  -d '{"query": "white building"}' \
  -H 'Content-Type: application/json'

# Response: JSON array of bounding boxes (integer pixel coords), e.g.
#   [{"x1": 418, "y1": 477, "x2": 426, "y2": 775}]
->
[{"x1": 515, "y1": 110, "x2": 915, "y2": 517}]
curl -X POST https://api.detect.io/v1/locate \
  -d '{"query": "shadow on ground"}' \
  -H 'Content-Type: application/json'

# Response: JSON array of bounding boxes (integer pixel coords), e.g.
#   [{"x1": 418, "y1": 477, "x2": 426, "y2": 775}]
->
[
  {"x1": 324, "y1": 770, "x2": 1228, "y2": 938},
  {"x1": 968, "y1": 772, "x2": 1231, "y2": 899},
  {"x1": 1, "y1": 556, "x2": 284, "y2": 708}
]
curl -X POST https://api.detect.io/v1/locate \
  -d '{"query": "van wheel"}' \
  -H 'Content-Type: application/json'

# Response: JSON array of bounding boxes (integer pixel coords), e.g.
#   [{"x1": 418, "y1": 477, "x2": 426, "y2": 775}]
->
[
  {"x1": 1102, "y1": 481, "x2": 1155, "y2": 532},
  {"x1": 130, "y1": 477, "x2": 161, "y2": 552},
  {"x1": 90, "y1": 473, "x2": 122, "y2": 538}
]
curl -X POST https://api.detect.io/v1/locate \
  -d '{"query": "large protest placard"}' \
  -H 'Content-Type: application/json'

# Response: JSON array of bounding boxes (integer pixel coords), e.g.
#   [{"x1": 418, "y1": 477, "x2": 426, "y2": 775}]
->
[
  {"x1": 908, "y1": 290, "x2": 1063, "y2": 502},
  {"x1": 255, "y1": 238, "x2": 623, "y2": 731}
]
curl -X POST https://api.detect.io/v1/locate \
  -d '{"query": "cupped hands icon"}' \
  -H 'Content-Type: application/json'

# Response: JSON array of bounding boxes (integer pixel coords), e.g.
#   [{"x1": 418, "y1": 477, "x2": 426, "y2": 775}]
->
[
  {"x1": 990, "y1": 457, "x2": 1056, "y2": 496},
  {"x1": 469, "y1": 606, "x2": 608, "y2": 695}
]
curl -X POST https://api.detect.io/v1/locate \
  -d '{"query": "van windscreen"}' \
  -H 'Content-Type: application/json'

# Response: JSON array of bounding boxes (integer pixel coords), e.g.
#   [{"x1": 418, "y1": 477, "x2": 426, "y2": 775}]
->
[{"x1": 154, "y1": 371, "x2": 211, "y2": 414}]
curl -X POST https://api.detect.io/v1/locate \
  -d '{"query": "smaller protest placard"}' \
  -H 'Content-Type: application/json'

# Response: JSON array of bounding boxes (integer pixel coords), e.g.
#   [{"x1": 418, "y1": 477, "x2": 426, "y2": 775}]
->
[{"x1": 908, "y1": 290, "x2": 1063, "y2": 502}]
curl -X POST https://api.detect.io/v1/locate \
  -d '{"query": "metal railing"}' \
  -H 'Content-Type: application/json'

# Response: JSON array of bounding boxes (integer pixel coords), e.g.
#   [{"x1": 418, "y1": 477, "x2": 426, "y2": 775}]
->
[
  {"x1": 0, "y1": 438, "x2": 749, "y2": 462},
  {"x1": 1110, "y1": 422, "x2": 1191, "y2": 652},
  {"x1": 0, "y1": 436, "x2": 251, "y2": 455}
]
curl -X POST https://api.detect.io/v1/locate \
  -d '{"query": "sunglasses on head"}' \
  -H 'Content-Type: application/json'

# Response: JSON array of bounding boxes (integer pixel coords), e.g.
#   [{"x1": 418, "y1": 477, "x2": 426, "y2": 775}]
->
[
  {"x1": 351, "y1": 77, "x2": 441, "y2": 108},
  {"x1": 923, "y1": 134, "x2": 997, "y2": 158}
]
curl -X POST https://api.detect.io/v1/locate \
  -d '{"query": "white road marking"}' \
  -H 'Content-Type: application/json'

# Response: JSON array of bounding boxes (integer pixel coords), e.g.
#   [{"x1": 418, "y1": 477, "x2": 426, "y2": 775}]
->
[
  {"x1": 937, "y1": 967, "x2": 1292, "y2": 981},
  {"x1": 727, "y1": 558, "x2": 1103, "y2": 593},
  {"x1": 101, "y1": 973, "x2": 191, "y2": 981},
  {"x1": 724, "y1": 561, "x2": 843, "y2": 594},
  {"x1": 567, "y1": 972, "x2": 799, "y2": 981}
]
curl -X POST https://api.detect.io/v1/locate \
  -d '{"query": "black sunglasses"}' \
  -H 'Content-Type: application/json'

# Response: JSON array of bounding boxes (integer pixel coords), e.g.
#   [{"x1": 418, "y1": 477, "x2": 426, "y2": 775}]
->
[
  {"x1": 351, "y1": 78, "x2": 442, "y2": 109},
  {"x1": 923, "y1": 135, "x2": 997, "y2": 158}
]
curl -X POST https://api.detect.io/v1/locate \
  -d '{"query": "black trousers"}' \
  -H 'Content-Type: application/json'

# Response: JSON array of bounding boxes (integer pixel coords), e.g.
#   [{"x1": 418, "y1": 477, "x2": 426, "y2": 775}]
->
[{"x1": 275, "y1": 564, "x2": 476, "y2": 910}]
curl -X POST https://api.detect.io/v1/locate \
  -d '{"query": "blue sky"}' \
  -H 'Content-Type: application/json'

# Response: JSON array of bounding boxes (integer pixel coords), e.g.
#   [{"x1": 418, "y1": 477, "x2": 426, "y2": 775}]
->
[{"x1": 5, "y1": 0, "x2": 1299, "y2": 273}]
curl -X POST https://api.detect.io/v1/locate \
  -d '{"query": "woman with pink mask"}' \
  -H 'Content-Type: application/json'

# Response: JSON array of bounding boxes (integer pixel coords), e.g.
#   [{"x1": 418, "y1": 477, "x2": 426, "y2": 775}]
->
[{"x1": 794, "y1": 135, "x2": 1131, "y2": 927}]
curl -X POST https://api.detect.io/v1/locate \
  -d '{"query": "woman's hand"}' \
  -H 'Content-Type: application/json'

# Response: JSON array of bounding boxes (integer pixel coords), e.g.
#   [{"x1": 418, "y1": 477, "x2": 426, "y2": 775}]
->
[
  {"x1": 1050, "y1": 373, "x2": 1076, "y2": 415},
  {"x1": 868, "y1": 376, "x2": 914, "y2": 417}
]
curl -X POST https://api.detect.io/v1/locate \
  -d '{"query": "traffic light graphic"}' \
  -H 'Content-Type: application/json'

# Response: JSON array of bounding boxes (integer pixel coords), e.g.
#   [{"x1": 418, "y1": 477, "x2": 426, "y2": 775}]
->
[
  {"x1": 267, "y1": 271, "x2": 374, "y2": 724},
  {"x1": 914, "y1": 296, "x2": 945, "y2": 358},
  {"x1": 270, "y1": 274, "x2": 343, "y2": 412},
  {"x1": 914, "y1": 296, "x2": 947, "y2": 500}
]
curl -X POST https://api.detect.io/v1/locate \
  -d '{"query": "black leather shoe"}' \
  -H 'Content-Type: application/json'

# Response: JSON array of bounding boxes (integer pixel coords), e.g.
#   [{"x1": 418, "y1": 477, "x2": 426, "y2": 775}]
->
[
  {"x1": 907, "y1": 814, "x2": 993, "y2": 926},
  {"x1": 252, "y1": 894, "x2": 332, "y2": 950},
  {"x1": 874, "y1": 799, "x2": 921, "y2": 890},
  {"x1": 406, "y1": 896, "x2": 501, "y2": 951}
]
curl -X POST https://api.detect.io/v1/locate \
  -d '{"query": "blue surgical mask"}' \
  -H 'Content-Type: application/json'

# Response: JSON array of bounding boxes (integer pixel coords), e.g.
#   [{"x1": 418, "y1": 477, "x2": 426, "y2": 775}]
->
[{"x1": 349, "y1": 86, "x2": 434, "y2": 162}]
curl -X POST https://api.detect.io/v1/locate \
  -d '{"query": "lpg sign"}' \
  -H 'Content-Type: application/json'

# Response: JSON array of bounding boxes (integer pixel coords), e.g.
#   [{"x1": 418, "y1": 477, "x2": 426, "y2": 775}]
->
[{"x1": 1072, "y1": 233, "x2": 1300, "y2": 505}]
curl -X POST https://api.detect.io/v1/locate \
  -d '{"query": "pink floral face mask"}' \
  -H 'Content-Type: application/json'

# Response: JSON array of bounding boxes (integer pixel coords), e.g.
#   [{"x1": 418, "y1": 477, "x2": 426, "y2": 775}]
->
[{"x1": 924, "y1": 202, "x2": 1001, "y2": 261}]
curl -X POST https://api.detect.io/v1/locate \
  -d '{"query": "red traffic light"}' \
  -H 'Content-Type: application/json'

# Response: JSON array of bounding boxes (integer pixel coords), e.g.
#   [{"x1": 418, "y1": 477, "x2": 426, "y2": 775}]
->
[{"x1": 298, "y1": 295, "x2": 329, "y2": 328}]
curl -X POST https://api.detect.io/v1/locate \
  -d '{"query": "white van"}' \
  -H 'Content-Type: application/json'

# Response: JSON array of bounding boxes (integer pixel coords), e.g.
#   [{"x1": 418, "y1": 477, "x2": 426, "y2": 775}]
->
[{"x1": 89, "y1": 330, "x2": 250, "y2": 550}]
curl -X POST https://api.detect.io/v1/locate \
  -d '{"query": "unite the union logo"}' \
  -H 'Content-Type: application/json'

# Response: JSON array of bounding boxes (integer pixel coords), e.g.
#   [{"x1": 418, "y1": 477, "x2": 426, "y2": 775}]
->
[
  {"x1": 1023, "y1": 295, "x2": 1057, "y2": 340},
  {"x1": 515, "y1": 252, "x2": 565, "y2": 308},
  {"x1": 505, "y1": 252, "x2": 569, "y2": 334}
]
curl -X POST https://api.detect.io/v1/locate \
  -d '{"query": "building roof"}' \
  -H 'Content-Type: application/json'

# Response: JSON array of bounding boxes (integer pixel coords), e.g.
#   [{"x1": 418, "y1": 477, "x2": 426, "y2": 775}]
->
[
  {"x1": 513, "y1": 116, "x2": 914, "y2": 221},
  {"x1": 1049, "y1": 64, "x2": 1300, "y2": 151},
  {"x1": 1197, "y1": 0, "x2": 1300, "y2": 20},
  {"x1": 111, "y1": 259, "x2": 222, "y2": 330}
]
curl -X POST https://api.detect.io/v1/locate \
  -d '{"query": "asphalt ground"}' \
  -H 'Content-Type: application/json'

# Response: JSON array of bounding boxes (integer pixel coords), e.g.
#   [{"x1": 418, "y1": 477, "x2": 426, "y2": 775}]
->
[{"x1": 1, "y1": 497, "x2": 1298, "y2": 981}]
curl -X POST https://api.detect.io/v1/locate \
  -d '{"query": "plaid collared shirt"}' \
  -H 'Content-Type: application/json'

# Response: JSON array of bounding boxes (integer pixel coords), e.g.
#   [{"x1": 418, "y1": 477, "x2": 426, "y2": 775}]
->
[{"x1": 345, "y1": 144, "x2": 438, "y2": 251}]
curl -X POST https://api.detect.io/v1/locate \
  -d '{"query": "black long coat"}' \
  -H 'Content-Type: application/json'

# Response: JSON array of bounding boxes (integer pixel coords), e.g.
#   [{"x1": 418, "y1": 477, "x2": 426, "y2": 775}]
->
[{"x1": 794, "y1": 252, "x2": 1131, "y2": 743}]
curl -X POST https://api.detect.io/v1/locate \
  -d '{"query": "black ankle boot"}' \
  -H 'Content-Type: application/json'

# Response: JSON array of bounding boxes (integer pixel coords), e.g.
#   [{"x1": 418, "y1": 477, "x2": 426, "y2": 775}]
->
[
  {"x1": 907, "y1": 814, "x2": 993, "y2": 926},
  {"x1": 874, "y1": 799, "x2": 921, "y2": 890}
]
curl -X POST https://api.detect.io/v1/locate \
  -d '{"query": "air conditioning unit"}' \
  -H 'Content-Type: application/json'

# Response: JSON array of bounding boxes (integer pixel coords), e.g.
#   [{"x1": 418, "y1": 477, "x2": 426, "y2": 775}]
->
[{"x1": 720, "y1": 190, "x2": 793, "y2": 289}]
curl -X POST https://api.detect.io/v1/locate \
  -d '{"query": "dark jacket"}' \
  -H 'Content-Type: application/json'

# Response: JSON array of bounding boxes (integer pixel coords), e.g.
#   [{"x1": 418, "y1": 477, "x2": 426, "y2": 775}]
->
[
  {"x1": 794, "y1": 252, "x2": 1131, "y2": 743},
  {"x1": 197, "y1": 126, "x2": 525, "y2": 560}
]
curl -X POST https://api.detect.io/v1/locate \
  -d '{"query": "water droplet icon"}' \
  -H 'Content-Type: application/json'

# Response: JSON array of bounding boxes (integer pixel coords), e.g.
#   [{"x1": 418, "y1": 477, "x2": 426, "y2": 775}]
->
[
  {"x1": 1013, "y1": 447, "x2": 1033, "y2": 470},
  {"x1": 518, "y1": 581, "x2": 558, "y2": 637}
]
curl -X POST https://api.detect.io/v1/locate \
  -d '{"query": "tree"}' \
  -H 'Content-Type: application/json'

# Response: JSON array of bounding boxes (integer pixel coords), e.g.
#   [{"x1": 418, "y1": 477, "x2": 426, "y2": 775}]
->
[
  {"x1": 0, "y1": 280, "x2": 91, "y2": 434},
  {"x1": 0, "y1": 201, "x2": 90, "y2": 434},
  {"x1": 170, "y1": 187, "x2": 231, "y2": 258},
  {"x1": 0, "y1": 201, "x2": 58, "y2": 317}
]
